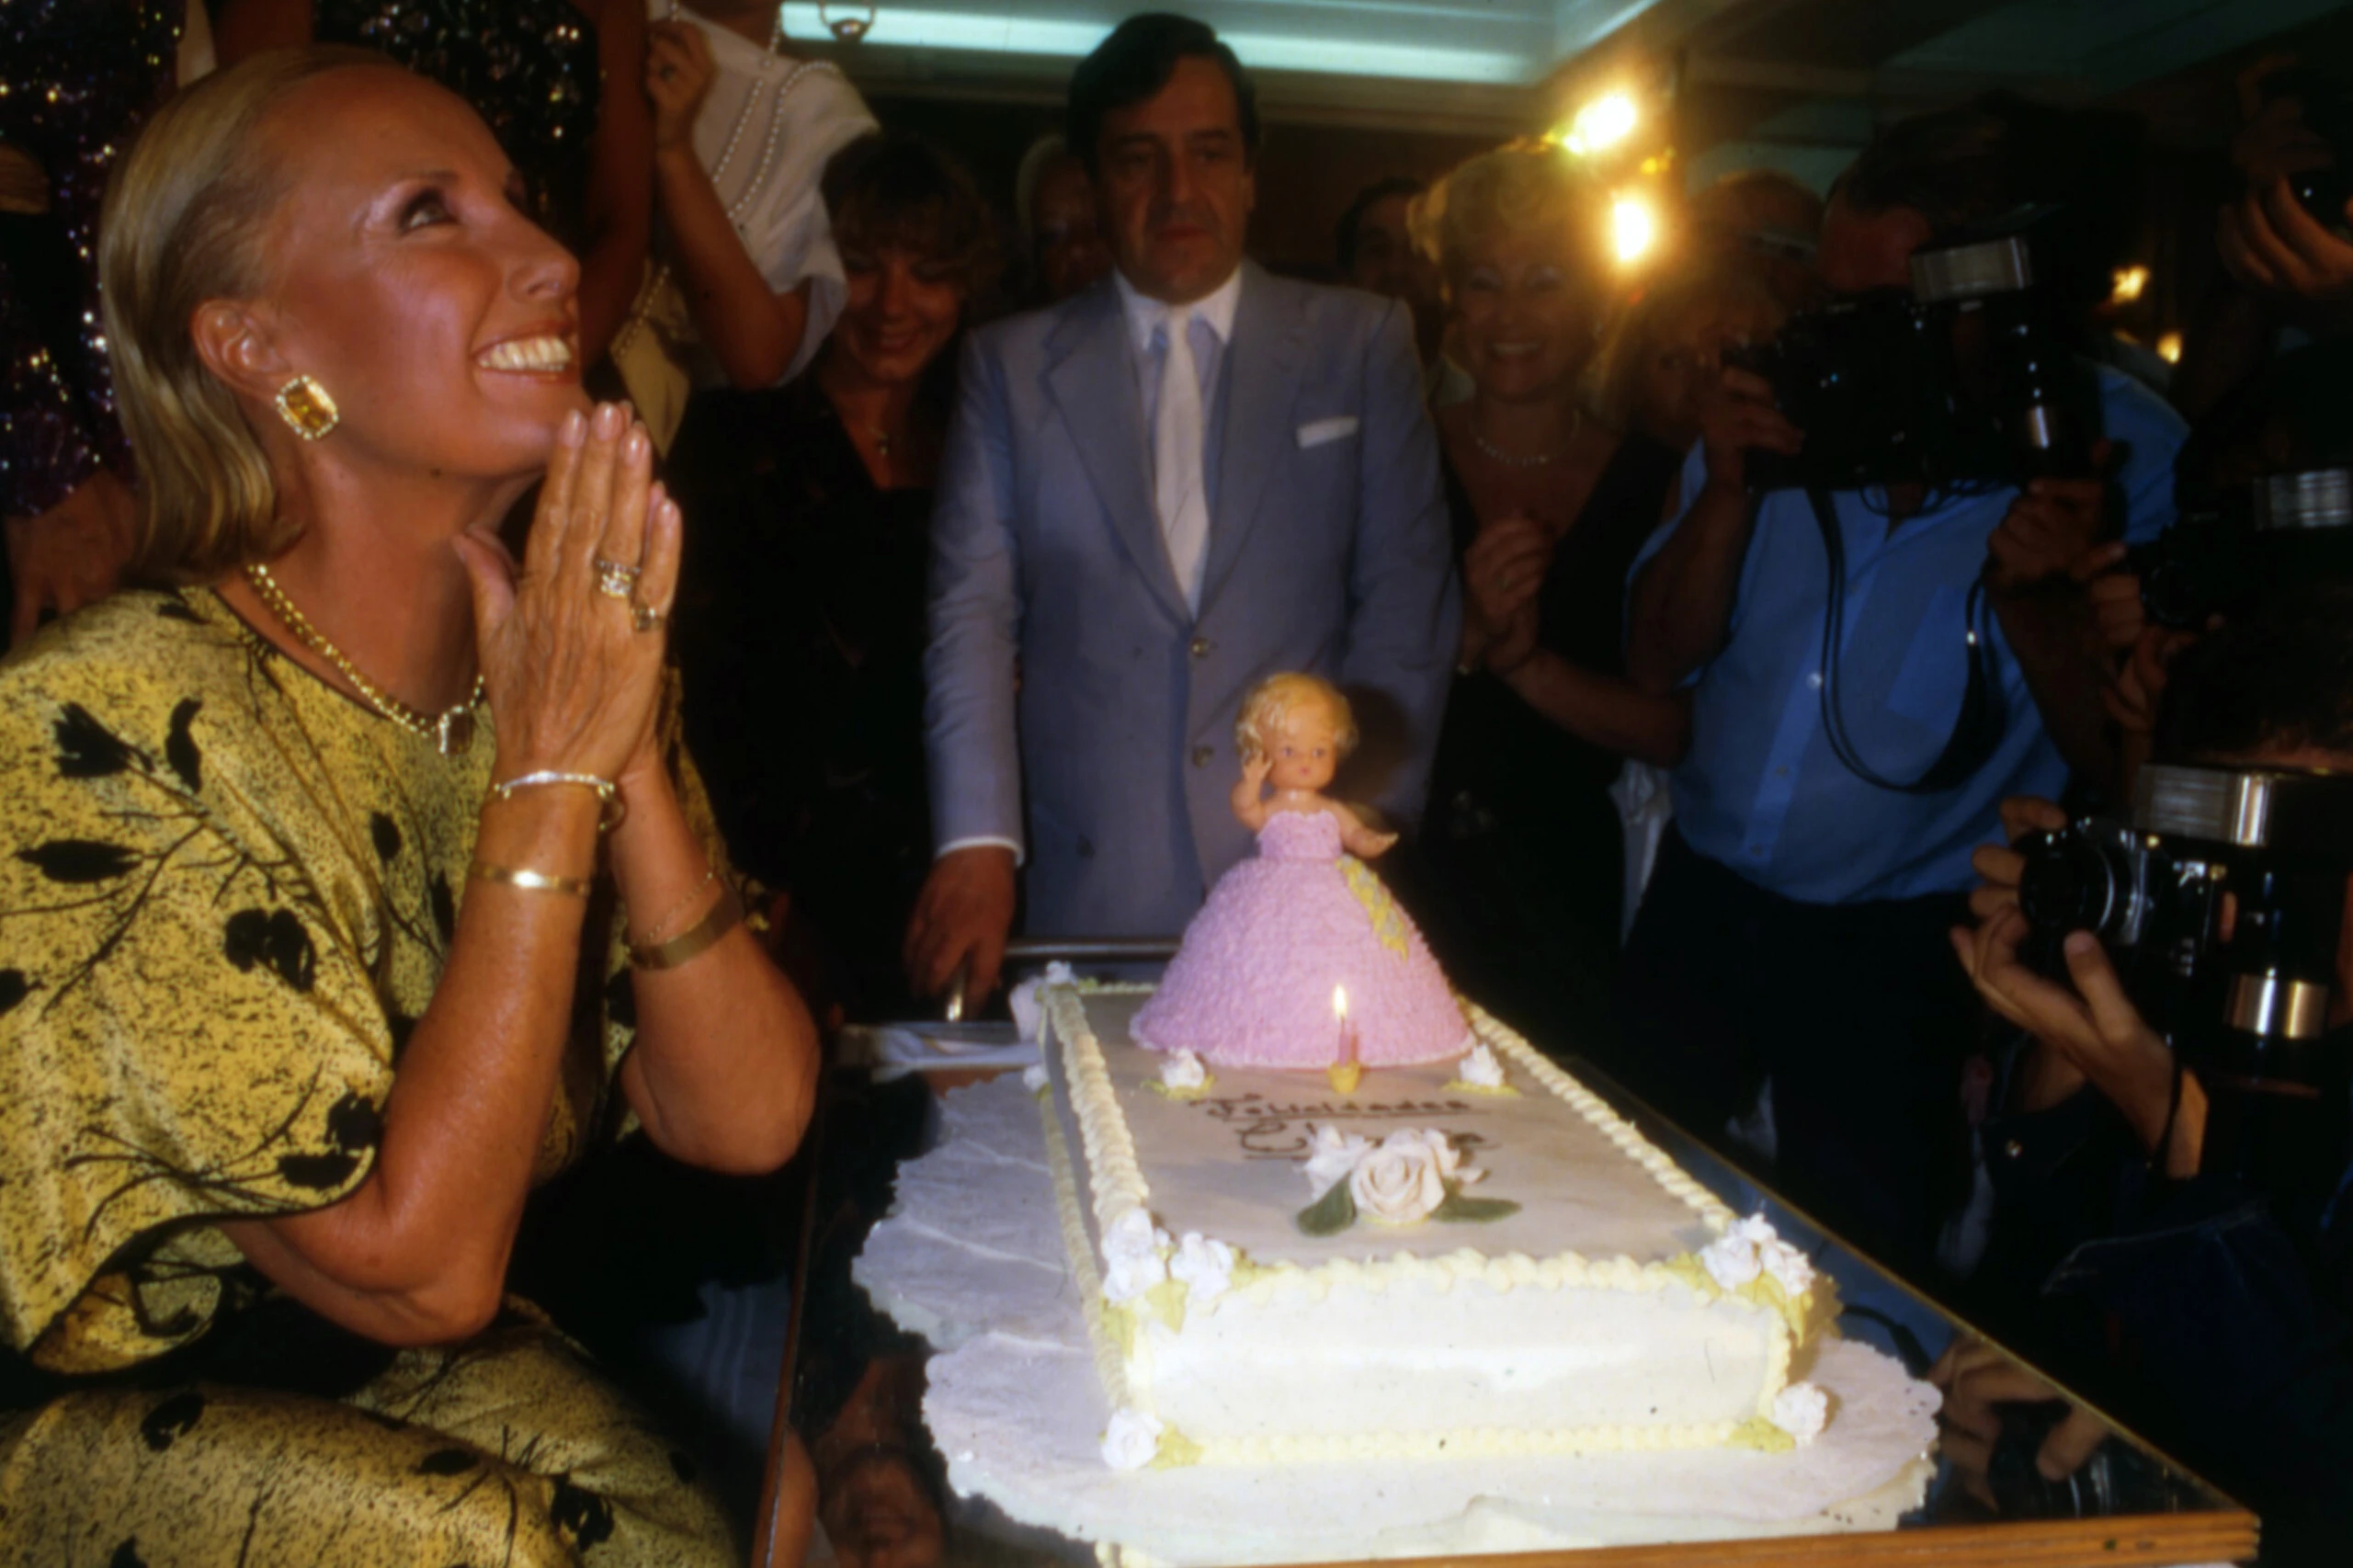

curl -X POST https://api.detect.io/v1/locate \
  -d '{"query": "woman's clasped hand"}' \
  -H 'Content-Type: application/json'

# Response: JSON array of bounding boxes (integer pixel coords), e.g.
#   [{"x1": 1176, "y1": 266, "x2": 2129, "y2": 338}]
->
[{"x1": 457, "y1": 400, "x2": 682, "y2": 805}]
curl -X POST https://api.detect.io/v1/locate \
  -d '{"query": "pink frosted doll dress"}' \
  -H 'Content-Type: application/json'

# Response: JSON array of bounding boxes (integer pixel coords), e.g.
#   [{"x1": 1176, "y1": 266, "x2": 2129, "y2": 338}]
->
[{"x1": 1132, "y1": 809, "x2": 1472, "y2": 1067}]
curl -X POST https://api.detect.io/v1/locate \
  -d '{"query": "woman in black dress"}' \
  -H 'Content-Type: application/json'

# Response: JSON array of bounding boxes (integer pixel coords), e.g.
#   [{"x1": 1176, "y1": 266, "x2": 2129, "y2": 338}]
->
[
  {"x1": 1403, "y1": 142, "x2": 1691, "y2": 1059},
  {"x1": 669, "y1": 132, "x2": 999, "y2": 1020}
]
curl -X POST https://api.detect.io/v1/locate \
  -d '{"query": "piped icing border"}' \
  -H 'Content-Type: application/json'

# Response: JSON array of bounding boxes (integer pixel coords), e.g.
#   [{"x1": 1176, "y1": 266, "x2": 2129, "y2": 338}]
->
[{"x1": 1041, "y1": 985, "x2": 1824, "y2": 1463}]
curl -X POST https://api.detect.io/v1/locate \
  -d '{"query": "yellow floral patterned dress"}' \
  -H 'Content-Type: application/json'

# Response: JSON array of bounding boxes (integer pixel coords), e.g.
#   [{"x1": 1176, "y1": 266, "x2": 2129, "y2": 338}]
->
[{"x1": 0, "y1": 588, "x2": 737, "y2": 1564}]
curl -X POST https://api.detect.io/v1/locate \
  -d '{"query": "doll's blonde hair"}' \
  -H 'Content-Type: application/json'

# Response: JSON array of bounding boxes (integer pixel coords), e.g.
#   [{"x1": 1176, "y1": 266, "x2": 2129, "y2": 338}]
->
[{"x1": 1235, "y1": 673, "x2": 1358, "y2": 762}]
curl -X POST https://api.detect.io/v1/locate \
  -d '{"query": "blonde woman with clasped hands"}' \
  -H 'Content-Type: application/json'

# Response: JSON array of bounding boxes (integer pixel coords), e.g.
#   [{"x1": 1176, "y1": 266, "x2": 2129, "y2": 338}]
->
[{"x1": 0, "y1": 51, "x2": 813, "y2": 1562}]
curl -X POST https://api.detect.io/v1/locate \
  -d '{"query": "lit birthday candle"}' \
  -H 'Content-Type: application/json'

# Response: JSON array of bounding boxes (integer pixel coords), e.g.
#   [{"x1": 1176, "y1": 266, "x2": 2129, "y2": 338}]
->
[{"x1": 1327, "y1": 984, "x2": 1361, "y2": 1096}]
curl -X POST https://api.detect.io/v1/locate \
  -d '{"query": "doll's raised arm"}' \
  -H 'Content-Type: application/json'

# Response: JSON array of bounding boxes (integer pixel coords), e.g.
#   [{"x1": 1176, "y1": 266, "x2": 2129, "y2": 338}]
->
[{"x1": 1232, "y1": 750, "x2": 1275, "y2": 832}]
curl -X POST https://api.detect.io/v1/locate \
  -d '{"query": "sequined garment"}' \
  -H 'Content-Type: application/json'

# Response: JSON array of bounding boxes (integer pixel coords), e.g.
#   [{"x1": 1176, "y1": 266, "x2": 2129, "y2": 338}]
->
[
  {"x1": 316, "y1": 0, "x2": 600, "y2": 244},
  {"x1": 0, "y1": 0, "x2": 179, "y2": 518}
]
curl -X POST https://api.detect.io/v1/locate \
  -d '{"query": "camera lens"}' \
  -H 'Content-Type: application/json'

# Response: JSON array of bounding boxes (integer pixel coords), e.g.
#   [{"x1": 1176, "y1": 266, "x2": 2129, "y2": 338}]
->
[{"x1": 2018, "y1": 831, "x2": 2121, "y2": 940}]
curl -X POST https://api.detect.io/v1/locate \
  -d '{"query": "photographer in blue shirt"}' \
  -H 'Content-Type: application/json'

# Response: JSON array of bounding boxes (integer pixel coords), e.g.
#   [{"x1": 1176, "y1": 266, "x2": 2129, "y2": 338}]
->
[{"x1": 1620, "y1": 97, "x2": 2188, "y2": 1275}]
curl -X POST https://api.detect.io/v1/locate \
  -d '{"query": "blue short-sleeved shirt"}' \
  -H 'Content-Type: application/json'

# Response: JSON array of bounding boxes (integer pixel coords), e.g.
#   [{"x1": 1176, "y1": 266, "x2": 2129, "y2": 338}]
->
[{"x1": 1632, "y1": 364, "x2": 2187, "y2": 905}]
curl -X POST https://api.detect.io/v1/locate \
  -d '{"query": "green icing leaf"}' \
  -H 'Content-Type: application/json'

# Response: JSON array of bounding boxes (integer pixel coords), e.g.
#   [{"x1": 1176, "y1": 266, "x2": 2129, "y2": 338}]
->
[
  {"x1": 1151, "y1": 1427, "x2": 1205, "y2": 1468},
  {"x1": 1726, "y1": 1416, "x2": 1797, "y2": 1453},
  {"x1": 1433, "y1": 1188, "x2": 1521, "y2": 1222},
  {"x1": 1106, "y1": 1302, "x2": 1140, "y2": 1358},
  {"x1": 1143, "y1": 1276, "x2": 1188, "y2": 1332},
  {"x1": 1294, "y1": 1179, "x2": 1358, "y2": 1236}
]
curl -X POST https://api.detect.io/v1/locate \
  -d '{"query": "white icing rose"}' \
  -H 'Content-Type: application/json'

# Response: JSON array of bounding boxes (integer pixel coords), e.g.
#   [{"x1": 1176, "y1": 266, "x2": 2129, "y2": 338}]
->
[
  {"x1": 1772, "y1": 1381, "x2": 1830, "y2": 1445},
  {"x1": 1101, "y1": 1406, "x2": 1163, "y2": 1470},
  {"x1": 1701, "y1": 1214, "x2": 1815, "y2": 1299},
  {"x1": 1008, "y1": 977, "x2": 1045, "y2": 1042},
  {"x1": 1412, "y1": 1127, "x2": 1481, "y2": 1186},
  {"x1": 1456, "y1": 1041, "x2": 1506, "y2": 1088},
  {"x1": 1302, "y1": 1124, "x2": 1370, "y2": 1197},
  {"x1": 1348, "y1": 1130, "x2": 1449, "y2": 1226},
  {"x1": 1701, "y1": 1212, "x2": 1815, "y2": 1295},
  {"x1": 1021, "y1": 1062, "x2": 1050, "y2": 1094},
  {"x1": 1168, "y1": 1232, "x2": 1236, "y2": 1306},
  {"x1": 1699, "y1": 1229, "x2": 1763, "y2": 1290},
  {"x1": 1044, "y1": 960, "x2": 1077, "y2": 985},
  {"x1": 1160, "y1": 1050, "x2": 1208, "y2": 1091},
  {"x1": 1758, "y1": 1237, "x2": 1816, "y2": 1298},
  {"x1": 1101, "y1": 1209, "x2": 1171, "y2": 1303}
]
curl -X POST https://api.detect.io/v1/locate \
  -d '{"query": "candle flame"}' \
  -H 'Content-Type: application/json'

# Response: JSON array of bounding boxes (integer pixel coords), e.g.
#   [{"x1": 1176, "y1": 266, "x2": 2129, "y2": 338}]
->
[{"x1": 1333, "y1": 984, "x2": 1348, "y2": 1020}]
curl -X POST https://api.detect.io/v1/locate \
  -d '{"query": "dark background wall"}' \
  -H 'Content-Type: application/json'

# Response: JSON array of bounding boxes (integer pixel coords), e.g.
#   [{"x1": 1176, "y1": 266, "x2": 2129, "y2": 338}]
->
[{"x1": 867, "y1": 93, "x2": 1497, "y2": 281}]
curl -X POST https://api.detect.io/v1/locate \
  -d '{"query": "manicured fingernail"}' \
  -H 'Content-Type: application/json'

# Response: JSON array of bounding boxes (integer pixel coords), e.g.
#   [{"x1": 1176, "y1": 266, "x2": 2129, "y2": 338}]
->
[
  {"x1": 559, "y1": 409, "x2": 585, "y2": 445},
  {"x1": 2063, "y1": 931, "x2": 2097, "y2": 956},
  {"x1": 625, "y1": 429, "x2": 649, "y2": 463},
  {"x1": 595, "y1": 403, "x2": 623, "y2": 436}
]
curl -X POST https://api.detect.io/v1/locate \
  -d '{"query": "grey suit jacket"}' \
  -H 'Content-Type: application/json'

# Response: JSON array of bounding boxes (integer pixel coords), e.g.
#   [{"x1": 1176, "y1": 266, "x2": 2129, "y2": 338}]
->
[{"x1": 922, "y1": 262, "x2": 1460, "y2": 938}]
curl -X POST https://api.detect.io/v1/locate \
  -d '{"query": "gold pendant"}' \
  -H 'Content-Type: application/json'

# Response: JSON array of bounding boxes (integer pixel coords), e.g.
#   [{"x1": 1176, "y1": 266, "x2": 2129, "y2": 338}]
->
[{"x1": 438, "y1": 710, "x2": 475, "y2": 756}]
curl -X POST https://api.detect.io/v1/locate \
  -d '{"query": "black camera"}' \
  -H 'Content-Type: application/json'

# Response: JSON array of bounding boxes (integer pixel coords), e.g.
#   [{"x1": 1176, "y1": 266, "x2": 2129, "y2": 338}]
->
[
  {"x1": 2130, "y1": 466, "x2": 2353, "y2": 631},
  {"x1": 2017, "y1": 763, "x2": 2353, "y2": 1199},
  {"x1": 2258, "y1": 67, "x2": 2353, "y2": 234},
  {"x1": 1730, "y1": 208, "x2": 2097, "y2": 494}
]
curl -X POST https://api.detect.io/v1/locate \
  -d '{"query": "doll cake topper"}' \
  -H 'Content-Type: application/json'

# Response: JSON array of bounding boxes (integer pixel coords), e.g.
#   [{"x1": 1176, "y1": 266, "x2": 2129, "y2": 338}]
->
[
  {"x1": 1230, "y1": 673, "x2": 1398, "y2": 858},
  {"x1": 1132, "y1": 673, "x2": 1472, "y2": 1072}
]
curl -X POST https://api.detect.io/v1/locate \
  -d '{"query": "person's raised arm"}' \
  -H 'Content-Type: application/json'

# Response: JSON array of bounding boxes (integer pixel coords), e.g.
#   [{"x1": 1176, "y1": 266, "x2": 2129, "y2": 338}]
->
[
  {"x1": 905, "y1": 332, "x2": 1023, "y2": 1002},
  {"x1": 1499, "y1": 655, "x2": 1692, "y2": 767},
  {"x1": 221, "y1": 404, "x2": 673, "y2": 1346},
  {"x1": 1983, "y1": 457, "x2": 2124, "y2": 801},
  {"x1": 1337, "y1": 299, "x2": 1461, "y2": 827},
  {"x1": 642, "y1": 20, "x2": 814, "y2": 390},
  {"x1": 1623, "y1": 365, "x2": 1797, "y2": 695},
  {"x1": 572, "y1": 0, "x2": 654, "y2": 362}
]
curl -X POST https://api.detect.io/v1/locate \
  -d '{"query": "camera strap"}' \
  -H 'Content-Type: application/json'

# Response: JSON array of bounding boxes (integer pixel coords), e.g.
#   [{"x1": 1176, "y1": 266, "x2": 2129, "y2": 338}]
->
[{"x1": 1806, "y1": 485, "x2": 2006, "y2": 794}]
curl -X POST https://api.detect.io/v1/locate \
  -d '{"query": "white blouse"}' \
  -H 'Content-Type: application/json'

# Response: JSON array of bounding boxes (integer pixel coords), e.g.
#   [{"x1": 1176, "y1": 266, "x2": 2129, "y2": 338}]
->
[{"x1": 653, "y1": 3, "x2": 879, "y2": 386}]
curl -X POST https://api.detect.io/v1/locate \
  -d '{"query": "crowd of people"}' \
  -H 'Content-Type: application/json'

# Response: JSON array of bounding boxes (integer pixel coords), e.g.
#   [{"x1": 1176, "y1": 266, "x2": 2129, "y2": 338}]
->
[{"x1": 6, "y1": 0, "x2": 2353, "y2": 1562}]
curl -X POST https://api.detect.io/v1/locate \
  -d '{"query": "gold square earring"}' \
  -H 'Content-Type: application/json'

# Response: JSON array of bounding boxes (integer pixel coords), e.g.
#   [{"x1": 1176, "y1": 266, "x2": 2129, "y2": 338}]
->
[{"x1": 274, "y1": 374, "x2": 339, "y2": 440}]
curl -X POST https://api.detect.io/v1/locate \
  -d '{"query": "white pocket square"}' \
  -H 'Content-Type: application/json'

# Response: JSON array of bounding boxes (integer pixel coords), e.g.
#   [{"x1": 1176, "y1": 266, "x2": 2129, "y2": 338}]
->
[{"x1": 1295, "y1": 415, "x2": 1359, "y2": 449}]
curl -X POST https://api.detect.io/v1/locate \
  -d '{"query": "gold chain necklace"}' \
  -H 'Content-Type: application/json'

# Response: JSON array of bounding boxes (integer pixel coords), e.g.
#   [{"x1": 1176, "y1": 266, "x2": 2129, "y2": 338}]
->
[{"x1": 244, "y1": 562, "x2": 484, "y2": 755}]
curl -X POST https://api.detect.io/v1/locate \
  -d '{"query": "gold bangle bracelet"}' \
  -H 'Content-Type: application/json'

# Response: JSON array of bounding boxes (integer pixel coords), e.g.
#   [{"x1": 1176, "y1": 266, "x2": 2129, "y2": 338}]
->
[
  {"x1": 469, "y1": 858, "x2": 592, "y2": 898},
  {"x1": 631, "y1": 867, "x2": 718, "y2": 949},
  {"x1": 486, "y1": 770, "x2": 628, "y2": 833},
  {"x1": 627, "y1": 886, "x2": 742, "y2": 970}
]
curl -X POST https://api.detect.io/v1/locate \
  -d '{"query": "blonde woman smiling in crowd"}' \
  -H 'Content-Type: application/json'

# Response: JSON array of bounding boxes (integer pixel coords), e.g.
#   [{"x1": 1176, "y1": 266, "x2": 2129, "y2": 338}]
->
[
  {"x1": 1406, "y1": 142, "x2": 1691, "y2": 1051},
  {"x1": 0, "y1": 51, "x2": 814, "y2": 1561}
]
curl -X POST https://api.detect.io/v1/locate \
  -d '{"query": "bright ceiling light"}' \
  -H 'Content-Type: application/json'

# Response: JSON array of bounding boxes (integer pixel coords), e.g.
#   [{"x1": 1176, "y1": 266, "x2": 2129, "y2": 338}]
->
[
  {"x1": 1611, "y1": 195, "x2": 1657, "y2": 266},
  {"x1": 2111, "y1": 265, "x2": 2150, "y2": 303},
  {"x1": 1563, "y1": 92, "x2": 1640, "y2": 157}
]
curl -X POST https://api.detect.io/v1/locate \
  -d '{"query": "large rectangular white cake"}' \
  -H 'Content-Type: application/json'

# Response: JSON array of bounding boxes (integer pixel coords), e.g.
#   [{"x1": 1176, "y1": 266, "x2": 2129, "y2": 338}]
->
[{"x1": 1039, "y1": 983, "x2": 1834, "y2": 1468}]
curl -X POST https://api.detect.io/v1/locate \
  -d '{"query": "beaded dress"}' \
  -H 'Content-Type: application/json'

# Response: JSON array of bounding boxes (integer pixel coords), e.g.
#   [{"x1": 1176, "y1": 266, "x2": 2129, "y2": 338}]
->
[
  {"x1": 0, "y1": 0, "x2": 179, "y2": 521},
  {"x1": 315, "y1": 0, "x2": 602, "y2": 245}
]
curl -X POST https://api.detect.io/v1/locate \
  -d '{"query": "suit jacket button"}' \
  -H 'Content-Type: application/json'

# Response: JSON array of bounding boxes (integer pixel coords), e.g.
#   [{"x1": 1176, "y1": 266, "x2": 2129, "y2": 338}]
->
[
  {"x1": 1191, "y1": 745, "x2": 1214, "y2": 768},
  {"x1": 1189, "y1": 637, "x2": 1211, "y2": 659}
]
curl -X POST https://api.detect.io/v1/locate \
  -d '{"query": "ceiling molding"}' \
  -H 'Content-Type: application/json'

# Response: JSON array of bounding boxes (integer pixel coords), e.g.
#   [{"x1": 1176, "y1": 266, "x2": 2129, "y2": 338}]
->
[{"x1": 827, "y1": 43, "x2": 1541, "y2": 136}]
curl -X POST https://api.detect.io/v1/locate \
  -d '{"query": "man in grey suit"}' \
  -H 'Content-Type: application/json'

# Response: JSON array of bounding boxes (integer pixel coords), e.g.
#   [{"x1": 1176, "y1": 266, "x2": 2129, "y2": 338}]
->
[{"x1": 904, "y1": 13, "x2": 1459, "y2": 1000}]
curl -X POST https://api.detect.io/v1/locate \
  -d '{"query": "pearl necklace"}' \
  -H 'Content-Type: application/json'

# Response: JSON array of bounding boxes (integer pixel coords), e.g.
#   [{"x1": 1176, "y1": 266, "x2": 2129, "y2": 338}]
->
[
  {"x1": 620, "y1": 7, "x2": 835, "y2": 364},
  {"x1": 668, "y1": 3, "x2": 832, "y2": 230},
  {"x1": 244, "y1": 564, "x2": 483, "y2": 755}
]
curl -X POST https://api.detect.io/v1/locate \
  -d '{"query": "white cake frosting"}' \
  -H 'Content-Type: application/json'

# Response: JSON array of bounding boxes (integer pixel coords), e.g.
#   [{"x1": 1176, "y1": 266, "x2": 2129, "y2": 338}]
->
[{"x1": 1040, "y1": 986, "x2": 1836, "y2": 1468}]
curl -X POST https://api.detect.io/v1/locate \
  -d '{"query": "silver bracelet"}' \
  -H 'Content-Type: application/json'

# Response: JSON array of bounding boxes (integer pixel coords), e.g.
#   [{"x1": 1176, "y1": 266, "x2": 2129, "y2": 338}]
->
[{"x1": 487, "y1": 770, "x2": 628, "y2": 833}]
